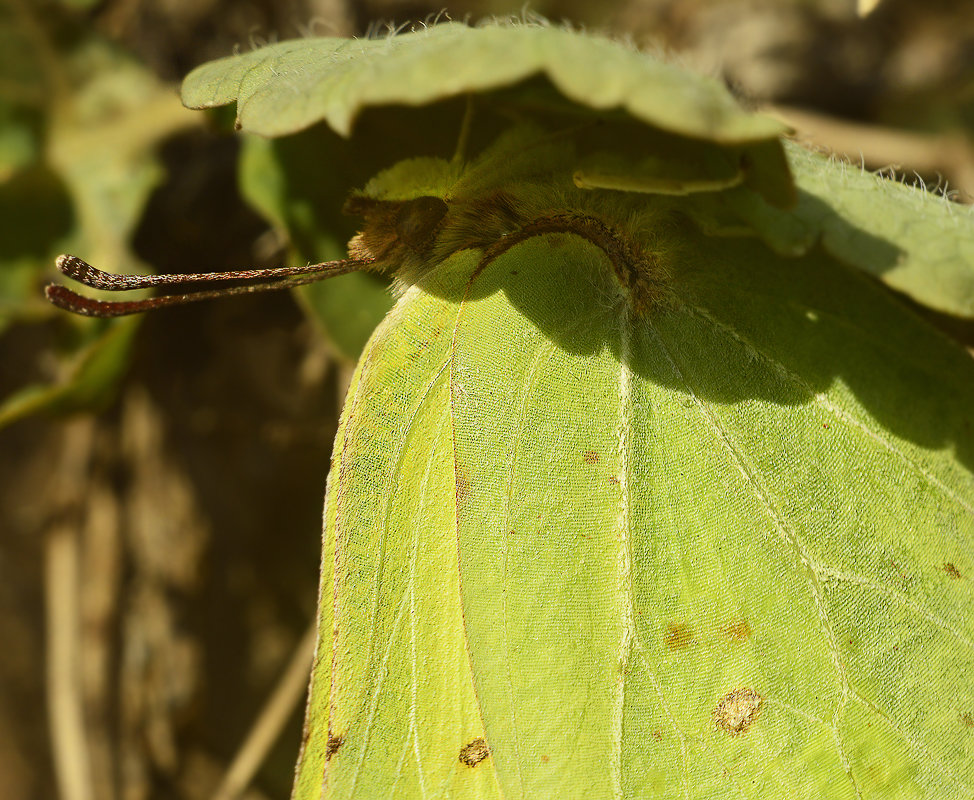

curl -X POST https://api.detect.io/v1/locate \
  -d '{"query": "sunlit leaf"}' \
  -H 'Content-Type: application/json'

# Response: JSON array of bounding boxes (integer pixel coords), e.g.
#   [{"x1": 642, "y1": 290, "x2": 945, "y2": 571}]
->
[{"x1": 181, "y1": 22, "x2": 786, "y2": 145}]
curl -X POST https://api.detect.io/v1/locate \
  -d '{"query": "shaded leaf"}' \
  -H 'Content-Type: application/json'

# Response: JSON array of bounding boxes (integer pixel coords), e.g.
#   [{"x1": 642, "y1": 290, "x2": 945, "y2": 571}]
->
[
  {"x1": 235, "y1": 97, "x2": 516, "y2": 358},
  {"x1": 238, "y1": 132, "x2": 393, "y2": 360},
  {"x1": 0, "y1": 10, "x2": 197, "y2": 428},
  {"x1": 786, "y1": 142, "x2": 974, "y2": 318},
  {"x1": 0, "y1": 101, "x2": 41, "y2": 179},
  {"x1": 690, "y1": 142, "x2": 974, "y2": 319},
  {"x1": 0, "y1": 315, "x2": 139, "y2": 427}
]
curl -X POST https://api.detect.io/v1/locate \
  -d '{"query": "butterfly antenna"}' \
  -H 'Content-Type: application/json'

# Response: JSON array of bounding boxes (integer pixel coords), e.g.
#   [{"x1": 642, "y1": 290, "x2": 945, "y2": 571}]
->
[{"x1": 46, "y1": 255, "x2": 376, "y2": 317}]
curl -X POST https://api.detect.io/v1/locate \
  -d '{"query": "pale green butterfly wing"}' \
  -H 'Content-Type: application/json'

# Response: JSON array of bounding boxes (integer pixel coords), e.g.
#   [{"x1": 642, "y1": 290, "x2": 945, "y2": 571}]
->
[
  {"x1": 449, "y1": 229, "x2": 974, "y2": 797},
  {"x1": 293, "y1": 249, "x2": 504, "y2": 800},
  {"x1": 294, "y1": 177, "x2": 973, "y2": 799},
  {"x1": 181, "y1": 22, "x2": 974, "y2": 799}
]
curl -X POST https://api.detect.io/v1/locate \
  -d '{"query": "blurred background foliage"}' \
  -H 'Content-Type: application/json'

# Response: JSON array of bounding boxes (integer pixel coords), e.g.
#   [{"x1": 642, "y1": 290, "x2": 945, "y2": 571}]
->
[{"x1": 0, "y1": 1, "x2": 972, "y2": 799}]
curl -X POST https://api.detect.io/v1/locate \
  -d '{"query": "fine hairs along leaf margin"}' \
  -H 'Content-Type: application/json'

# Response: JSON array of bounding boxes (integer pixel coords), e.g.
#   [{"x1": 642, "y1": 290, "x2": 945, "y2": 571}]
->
[
  {"x1": 180, "y1": 21, "x2": 786, "y2": 144},
  {"x1": 725, "y1": 142, "x2": 974, "y2": 319}
]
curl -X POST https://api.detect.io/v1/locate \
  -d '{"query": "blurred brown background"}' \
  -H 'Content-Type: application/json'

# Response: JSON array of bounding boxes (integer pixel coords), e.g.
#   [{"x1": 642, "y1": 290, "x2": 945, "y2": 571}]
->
[{"x1": 1, "y1": 1, "x2": 972, "y2": 799}]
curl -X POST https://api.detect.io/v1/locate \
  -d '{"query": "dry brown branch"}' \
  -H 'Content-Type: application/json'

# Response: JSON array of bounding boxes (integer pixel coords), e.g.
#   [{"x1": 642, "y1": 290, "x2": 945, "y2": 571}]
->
[
  {"x1": 46, "y1": 418, "x2": 97, "y2": 800},
  {"x1": 212, "y1": 622, "x2": 318, "y2": 800}
]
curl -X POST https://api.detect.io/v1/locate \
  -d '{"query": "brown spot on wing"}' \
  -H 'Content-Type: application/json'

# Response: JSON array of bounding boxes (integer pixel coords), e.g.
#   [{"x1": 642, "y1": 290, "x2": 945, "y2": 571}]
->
[
  {"x1": 944, "y1": 562, "x2": 962, "y2": 579},
  {"x1": 713, "y1": 687, "x2": 763, "y2": 735},
  {"x1": 960, "y1": 712, "x2": 974, "y2": 728},
  {"x1": 455, "y1": 467, "x2": 469, "y2": 507},
  {"x1": 583, "y1": 450, "x2": 599, "y2": 464},
  {"x1": 459, "y1": 737, "x2": 490, "y2": 767},
  {"x1": 326, "y1": 732, "x2": 345, "y2": 760},
  {"x1": 663, "y1": 622, "x2": 694, "y2": 650},
  {"x1": 722, "y1": 619, "x2": 752, "y2": 641}
]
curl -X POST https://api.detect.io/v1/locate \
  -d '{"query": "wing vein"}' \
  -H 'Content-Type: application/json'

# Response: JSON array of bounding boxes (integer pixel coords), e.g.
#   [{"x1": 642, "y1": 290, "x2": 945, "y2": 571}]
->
[
  {"x1": 345, "y1": 360, "x2": 452, "y2": 798},
  {"x1": 685, "y1": 304, "x2": 974, "y2": 519},
  {"x1": 645, "y1": 319, "x2": 864, "y2": 800},
  {"x1": 610, "y1": 307, "x2": 636, "y2": 799},
  {"x1": 816, "y1": 565, "x2": 974, "y2": 650},
  {"x1": 500, "y1": 338, "x2": 559, "y2": 797}
]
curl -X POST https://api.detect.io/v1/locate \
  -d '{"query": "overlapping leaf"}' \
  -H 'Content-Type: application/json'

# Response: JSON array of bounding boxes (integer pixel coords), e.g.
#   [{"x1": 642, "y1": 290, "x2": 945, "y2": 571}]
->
[
  {"x1": 181, "y1": 22, "x2": 974, "y2": 322},
  {"x1": 787, "y1": 143, "x2": 974, "y2": 318},
  {"x1": 181, "y1": 22, "x2": 786, "y2": 144},
  {"x1": 695, "y1": 142, "x2": 974, "y2": 319}
]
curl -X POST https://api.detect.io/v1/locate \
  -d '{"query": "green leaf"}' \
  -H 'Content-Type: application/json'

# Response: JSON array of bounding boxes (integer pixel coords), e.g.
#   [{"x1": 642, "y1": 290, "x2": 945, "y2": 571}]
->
[
  {"x1": 785, "y1": 142, "x2": 974, "y2": 319},
  {"x1": 293, "y1": 125, "x2": 974, "y2": 798},
  {"x1": 183, "y1": 21, "x2": 802, "y2": 215},
  {"x1": 46, "y1": 40, "x2": 197, "y2": 272},
  {"x1": 0, "y1": 315, "x2": 139, "y2": 427},
  {"x1": 181, "y1": 22, "x2": 785, "y2": 145},
  {"x1": 0, "y1": 164, "x2": 73, "y2": 332},
  {"x1": 690, "y1": 142, "x2": 974, "y2": 319},
  {"x1": 238, "y1": 131, "x2": 393, "y2": 360},
  {"x1": 0, "y1": 101, "x2": 41, "y2": 179},
  {"x1": 0, "y1": 11, "x2": 197, "y2": 428}
]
